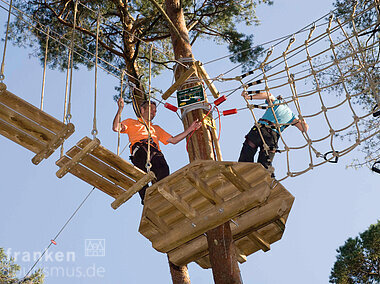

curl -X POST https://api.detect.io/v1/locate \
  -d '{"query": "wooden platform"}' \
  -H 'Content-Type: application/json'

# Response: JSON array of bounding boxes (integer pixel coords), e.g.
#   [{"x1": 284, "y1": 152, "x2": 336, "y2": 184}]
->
[
  {"x1": 139, "y1": 160, "x2": 294, "y2": 267},
  {"x1": 0, "y1": 83, "x2": 74, "y2": 164},
  {"x1": 56, "y1": 136, "x2": 155, "y2": 208},
  {"x1": 168, "y1": 180, "x2": 294, "y2": 268}
]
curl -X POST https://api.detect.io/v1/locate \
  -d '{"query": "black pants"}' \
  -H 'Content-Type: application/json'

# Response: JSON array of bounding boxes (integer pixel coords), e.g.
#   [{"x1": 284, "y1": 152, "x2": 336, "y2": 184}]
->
[
  {"x1": 130, "y1": 143, "x2": 169, "y2": 204},
  {"x1": 238, "y1": 125, "x2": 279, "y2": 170}
]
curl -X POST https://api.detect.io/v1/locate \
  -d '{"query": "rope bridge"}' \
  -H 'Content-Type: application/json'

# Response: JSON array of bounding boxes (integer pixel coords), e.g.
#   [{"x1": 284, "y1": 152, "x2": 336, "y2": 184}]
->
[
  {"x1": 0, "y1": 0, "x2": 378, "y2": 181},
  {"x1": 209, "y1": 0, "x2": 380, "y2": 181},
  {"x1": 0, "y1": 0, "x2": 378, "y2": 273}
]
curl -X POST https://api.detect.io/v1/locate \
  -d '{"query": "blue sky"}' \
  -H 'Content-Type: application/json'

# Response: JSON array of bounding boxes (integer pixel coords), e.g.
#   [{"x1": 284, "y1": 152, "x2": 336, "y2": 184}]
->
[{"x1": 0, "y1": 0, "x2": 379, "y2": 283}]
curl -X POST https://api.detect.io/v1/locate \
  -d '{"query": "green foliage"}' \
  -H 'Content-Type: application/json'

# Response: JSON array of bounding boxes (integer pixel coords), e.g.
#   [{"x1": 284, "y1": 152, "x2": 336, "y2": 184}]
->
[
  {"x1": 7, "y1": 0, "x2": 272, "y2": 100},
  {"x1": 225, "y1": 31, "x2": 264, "y2": 72},
  {"x1": 329, "y1": 221, "x2": 380, "y2": 283},
  {"x1": 0, "y1": 248, "x2": 44, "y2": 284}
]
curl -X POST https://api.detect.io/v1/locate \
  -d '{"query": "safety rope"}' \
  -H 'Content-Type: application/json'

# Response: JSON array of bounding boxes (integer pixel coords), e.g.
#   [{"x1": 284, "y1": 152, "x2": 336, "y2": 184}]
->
[
  {"x1": 40, "y1": 26, "x2": 49, "y2": 110},
  {"x1": 203, "y1": 10, "x2": 335, "y2": 67},
  {"x1": 76, "y1": 1, "x2": 188, "y2": 70},
  {"x1": 146, "y1": 44, "x2": 153, "y2": 173},
  {"x1": 0, "y1": 1, "x2": 139, "y2": 84},
  {"x1": 345, "y1": 11, "x2": 380, "y2": 107},
  {"x1": 117, "y1": 69, "x2": 124, "y2": 156},
  {"x1": 60, "y1": 48, "x2": 72, "y2": 158},
  {"x1": 326, "y1": 15, "x2": 360, "y2": 151},
  {"x1": 224, "y1": 1, "x2": 380, "y2": 181},
  {"x1": 217, "y1": 38, "x2": 378, "y2": 101},
  {"x1": 91, "y1": 10, "x2": 100, "y2": 138},
  {"x1": 218, "y1": 2, "x2": 377, "y2": 99},
  {"x1": 0, "y1": 0, "x2": 13, "y2": 82},
  {"x1": 22, "y1": 186, "x2": 95, "y2": 282},
  {"x1": 66, "y1": 0, "x2": 79, "y2": 124},
  {"x1": 1, "y1": 0, "x2": 378, "y2": 181}
]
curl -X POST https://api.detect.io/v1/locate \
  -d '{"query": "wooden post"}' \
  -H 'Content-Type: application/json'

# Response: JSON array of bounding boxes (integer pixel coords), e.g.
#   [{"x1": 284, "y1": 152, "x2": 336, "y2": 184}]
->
[
  {"x1": 164, "y1": 1, "x2": 242, "y2": 283},
  {"x1": 207, "y1": 223, "x2": 243, "y2": 284}
]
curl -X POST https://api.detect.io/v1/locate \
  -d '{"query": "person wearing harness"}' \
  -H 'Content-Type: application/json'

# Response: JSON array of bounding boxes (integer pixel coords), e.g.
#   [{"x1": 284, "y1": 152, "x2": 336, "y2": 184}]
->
[
  {"x1": 238, "y1": 90, "x2": 309, "y2": 176},
  {"x1": 113, "y1": 98, "x2": 202, "y2": 204}
]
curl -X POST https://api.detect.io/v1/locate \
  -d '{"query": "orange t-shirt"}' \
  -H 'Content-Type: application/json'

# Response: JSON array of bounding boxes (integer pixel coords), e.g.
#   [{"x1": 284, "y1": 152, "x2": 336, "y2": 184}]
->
[{"x1": 120, "y1": 118, "x2": 172, "y2": 152}]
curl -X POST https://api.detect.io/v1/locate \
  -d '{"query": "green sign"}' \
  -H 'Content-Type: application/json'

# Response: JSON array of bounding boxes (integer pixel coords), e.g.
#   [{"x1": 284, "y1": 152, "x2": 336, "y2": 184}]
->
[{"x1": 177, "y1": 85, "x2": 205, "y2": 108}]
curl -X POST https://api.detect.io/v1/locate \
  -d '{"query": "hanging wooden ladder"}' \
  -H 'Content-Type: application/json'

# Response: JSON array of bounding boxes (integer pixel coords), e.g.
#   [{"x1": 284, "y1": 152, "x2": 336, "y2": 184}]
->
[
  {"x1": 0, "y1": 83, "x2": 74, "y2": 164},
  {"x1": 56, "y1": 136, "x2": 156, "y2": 207},
  {"x1": 138, "y1": 160, "x2": 294, "y2": 268}
]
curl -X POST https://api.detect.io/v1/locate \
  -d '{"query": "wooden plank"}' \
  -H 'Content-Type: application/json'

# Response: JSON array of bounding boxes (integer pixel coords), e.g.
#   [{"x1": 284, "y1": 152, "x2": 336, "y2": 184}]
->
[
  {"x1": 74, "y1": 136, "x2": 92, "y2": 147},
  {"x1": 275, "y1": 217, "x2": 286, "y2": 233},
  {"x1": 195, "y1": 257, "x2": 211, "y2": 269},
  {"x1": 185, "y1": 170, "x2": 223, "y2": 205},
  {"x1": 0, "y1": 103, "x2": 55, "y2": 142},
  {"x1": 142, "y1": 161, "x2": 272, "y2": 229},
  {"x1": 231, "y1": 195, "x2": 293, "y2": 240},
  {"x1": 111, "y1": 171, "x2": 156, "y2": 209},
  {"x1": 0, "y1": 118, "x2": 45, "y2": 154},
  {"x1": 32, "y1": 123, "x2": 75, "y2": 165},
  {"x1": 66, "y1": 145, "x2": 137, "y2": 189},
  {"x1": 244, "y1": 162, "x2": 272, "y2": 185},
  {"x1": 139, "y1": 160, "x2": 257, "y2": 205},
  {"x1": 235, "y1": 246, "x2": 247, "y2": 264},
  {"x1": 76, "y1": 137, "x2": 145, "y2": 181},
  {"x1": 142, "y1": 161, "x2": 270, "y2": 227},
  {"x1": 0, "y1": 88, "x2": 64, "y2": 133},
  {"x1": 143, "y1": 207, "x2": 170, "y2": 234},
  {"x1": 247, "y1": 231, "x2": 270, "y2": 252},
  {"x1": 195, "y1": 61, "x2": 220, "y2": 99},
  {"x1": 56, "y1": 138, "x2": 100, "y2": 178},
  {"x1": 167, "y1": 188, "x2": 292, "y2": 266},
  {"x1": 221, "y1": 165, "x2": 251, "y2": 192},
  {"x1": 168, "y1": 234, "x2": 208, "y2": 266},
  {"x1": 162, "y1": 65, "x2": 197, "y2": 100},
  {"x1": 56, "y1": 156, "x2": 125, "y2": 198},
  {"x1": 152, "y1": 181, "x2": 271, "y2": 252},
  {"x1": 95, "y1": 144, "x2": 146, "y2": 180},
  {"x1": 157, "y1": 185, "x2": 198, "y2": 219}
]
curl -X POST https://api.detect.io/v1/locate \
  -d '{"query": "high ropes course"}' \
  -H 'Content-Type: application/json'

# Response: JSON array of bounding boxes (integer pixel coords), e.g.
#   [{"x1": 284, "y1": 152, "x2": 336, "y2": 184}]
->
[{"x1": 0, "y1": 0, "x2": 379, "y2": 280}]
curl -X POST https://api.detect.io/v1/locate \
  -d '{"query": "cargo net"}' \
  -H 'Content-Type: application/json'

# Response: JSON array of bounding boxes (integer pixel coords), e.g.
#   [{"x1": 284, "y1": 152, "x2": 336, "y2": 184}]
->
[{"x1": 213, "y1": 0, "x2": 380, "y2": 181}]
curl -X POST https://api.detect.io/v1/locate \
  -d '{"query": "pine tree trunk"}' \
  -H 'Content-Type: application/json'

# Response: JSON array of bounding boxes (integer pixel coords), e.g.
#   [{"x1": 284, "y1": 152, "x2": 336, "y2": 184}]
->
[
  {"x1": 168, "y1": 255, "x2": 191, "y2": 284},
  {"x1": 164, "y1": 1, "x2": 242, "y2": 283}
]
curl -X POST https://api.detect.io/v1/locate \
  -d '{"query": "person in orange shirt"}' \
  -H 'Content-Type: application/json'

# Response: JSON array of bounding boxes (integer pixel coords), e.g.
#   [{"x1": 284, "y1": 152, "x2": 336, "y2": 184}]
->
[{"x1": 113, "y1": 98, "x2": 201, "y2": 204}]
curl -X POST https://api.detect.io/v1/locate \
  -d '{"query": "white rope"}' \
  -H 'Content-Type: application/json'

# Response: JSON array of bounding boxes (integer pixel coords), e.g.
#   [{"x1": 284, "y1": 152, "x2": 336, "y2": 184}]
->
[
  {"x1": 0, "y1": 0, "x2": 144, "y2": 89},
  {"x1": 0, "y1": 0, "x2": 13, "y2": 82},
  {"x1": 233, "y1": 1, "x2": 379, "y2": 181},
  {"x1": 66, "y1": 0, "x2": 79, "y2": 123},
  {"x1": 117, "y1": 69, "x2": 124, "y2": 156},
  {"x1": 40, "y1": 27, "x2": 49, "y2": 110},
  {"x1": 146, "y1": 44, "x2": 153, "y2": 173},
  {"x1": 91, "y1": 10, "x2": 100, "y2": 138},
  {"x1": 76, "y1": 1, "x2": 188, "y2": 70}
]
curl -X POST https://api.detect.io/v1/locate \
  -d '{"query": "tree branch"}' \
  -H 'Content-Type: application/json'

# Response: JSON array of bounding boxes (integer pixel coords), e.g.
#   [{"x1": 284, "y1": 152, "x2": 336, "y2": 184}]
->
[{"x1": 42, "y1": 2, "x2": 125, "y2": 57}]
